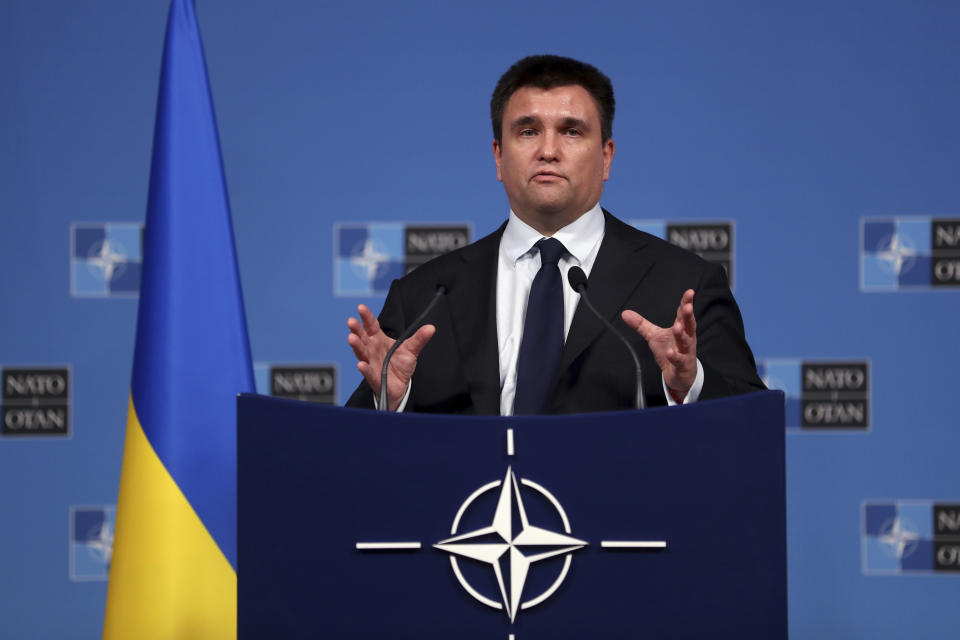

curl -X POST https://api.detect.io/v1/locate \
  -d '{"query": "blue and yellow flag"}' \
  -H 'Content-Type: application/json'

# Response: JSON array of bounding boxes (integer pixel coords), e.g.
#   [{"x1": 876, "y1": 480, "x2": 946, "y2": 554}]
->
[{"x1": 103, "y1": 1, "x2": 252, "y2": 637}]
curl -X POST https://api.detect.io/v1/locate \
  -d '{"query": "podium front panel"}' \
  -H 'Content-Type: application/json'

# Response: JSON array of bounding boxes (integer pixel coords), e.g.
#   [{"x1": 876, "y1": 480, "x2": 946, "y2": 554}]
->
[{"x1": 238, "y1": 390, "x2": 786, "y2": 639}]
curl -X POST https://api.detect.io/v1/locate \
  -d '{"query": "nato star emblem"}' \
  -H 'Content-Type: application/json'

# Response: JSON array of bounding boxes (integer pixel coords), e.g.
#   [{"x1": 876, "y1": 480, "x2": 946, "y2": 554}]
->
[{"x1": 434, "y1": 466, "x2": 587, "y2": 622}]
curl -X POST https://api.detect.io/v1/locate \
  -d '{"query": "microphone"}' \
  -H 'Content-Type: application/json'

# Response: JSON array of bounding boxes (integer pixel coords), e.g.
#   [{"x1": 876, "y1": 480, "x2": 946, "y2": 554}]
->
[
  {"x1": 567, "y1": 266, "x2": 646, "y2": 410},
  {"x1": 378, "y1": 280, "x2": 450, "y2": 411}
]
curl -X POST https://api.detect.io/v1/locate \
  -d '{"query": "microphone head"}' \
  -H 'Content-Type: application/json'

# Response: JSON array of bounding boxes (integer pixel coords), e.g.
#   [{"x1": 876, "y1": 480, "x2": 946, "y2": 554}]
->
[
  {"x1": 567, "y1": 266, "x2": 588, "y2": 292},
  {"x1": 435, "y1": 274, "x2": 455, "y2": 295}
]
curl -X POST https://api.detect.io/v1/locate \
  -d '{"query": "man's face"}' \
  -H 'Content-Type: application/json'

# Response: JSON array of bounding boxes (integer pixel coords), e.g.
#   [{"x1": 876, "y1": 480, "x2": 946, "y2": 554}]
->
[{"x1": 493, "y1": 84, "x2": 614, "y2": 234}]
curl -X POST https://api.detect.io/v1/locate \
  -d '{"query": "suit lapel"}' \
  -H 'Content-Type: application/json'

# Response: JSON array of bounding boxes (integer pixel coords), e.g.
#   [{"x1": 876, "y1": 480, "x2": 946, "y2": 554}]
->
[
  {"x1": 444, "y1": 213, "x2": 652, "y2": 414},
  {"x1": 557, "y1": 212, "x2": 653, "y2": 375},
  {"x1": 446, "y1": 224, "x2": 504, "y2": 415}
]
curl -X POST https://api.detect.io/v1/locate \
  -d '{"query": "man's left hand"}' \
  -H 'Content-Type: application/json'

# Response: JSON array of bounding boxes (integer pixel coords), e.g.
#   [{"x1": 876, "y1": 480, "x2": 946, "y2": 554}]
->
[{"x1": 621, "y1": 289, "x2": 698, "y2": 397}]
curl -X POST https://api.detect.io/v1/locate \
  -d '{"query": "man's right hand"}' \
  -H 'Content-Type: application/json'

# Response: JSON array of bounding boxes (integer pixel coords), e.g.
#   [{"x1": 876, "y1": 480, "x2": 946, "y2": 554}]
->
[{"x1": 347, "y1": 304, "x2": 436, "y2": 411}]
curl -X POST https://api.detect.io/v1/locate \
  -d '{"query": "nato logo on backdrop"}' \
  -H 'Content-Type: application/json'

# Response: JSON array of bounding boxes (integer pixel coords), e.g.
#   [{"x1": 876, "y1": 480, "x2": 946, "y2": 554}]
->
[
  {"x1": 334, "y1": 223, "x2": 471, "y2": 296},
  {"x1": 1, "y1": 367, "x2": 71, "y2": 437},
  {"x1": 254, "y1": 363, "x2": 337, "y2": 404},
  {"x1": 70, "y1": 505, "x2": 115, "y2": 581},
  {"x1": 629, "y1": 220, "x2": 735, "y2": 288},
  {"x1": 758, "y1": 359, "x2": 869, "y2": 430},
  {"x1": 861, "y1": 217, "x2": 960, "y2": 290},
  {"x1": 863, "y1": 501, "x2": 960, "y2": 574},
  {"x1": 71, "y1": 223, "x2": 143, "y2": 297}
]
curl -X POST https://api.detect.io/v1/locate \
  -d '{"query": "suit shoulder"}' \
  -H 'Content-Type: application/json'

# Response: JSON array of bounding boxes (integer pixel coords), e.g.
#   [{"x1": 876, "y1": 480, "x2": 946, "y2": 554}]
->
[
  {"x1": 604, "y1": 212, "x2": 716, "y2": 271},
  {"x1": 392, "y1": 222, "x2": 504, "y2": 289}
]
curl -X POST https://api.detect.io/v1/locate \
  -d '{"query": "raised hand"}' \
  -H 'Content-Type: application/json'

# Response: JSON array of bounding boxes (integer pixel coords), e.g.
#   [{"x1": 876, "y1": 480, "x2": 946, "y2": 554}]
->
[
  {"x1": 346, "y1": 304, "x2": 435, "y2": 411},
  {"x1": 621, "y1": 289, "x2": 697, "y2": 397}
]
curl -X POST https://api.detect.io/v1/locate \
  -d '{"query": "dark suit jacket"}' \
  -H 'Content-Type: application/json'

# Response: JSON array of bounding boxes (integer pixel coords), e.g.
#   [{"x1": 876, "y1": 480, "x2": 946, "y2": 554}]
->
[{"x1": 346, "y1": 211, "x2": 765, "y2": 414}]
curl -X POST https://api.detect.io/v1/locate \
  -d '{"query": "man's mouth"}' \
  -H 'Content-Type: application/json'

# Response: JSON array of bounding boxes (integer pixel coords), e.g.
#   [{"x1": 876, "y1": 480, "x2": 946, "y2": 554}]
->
[{"x1": 531, "y1": 171, "x2": 564, "y2": 181}]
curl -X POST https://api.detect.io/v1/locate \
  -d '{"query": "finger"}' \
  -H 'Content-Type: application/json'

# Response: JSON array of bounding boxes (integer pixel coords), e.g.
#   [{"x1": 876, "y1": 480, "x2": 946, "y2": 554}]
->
[
  {"x1": 357, "y1": 360, "x2": 383, "y2": 393},
  {"x1": 666, "y1": 346, "x2": 695, "y2": 372},
  {"x1": 680, "y1": 296, "x2": 696, "y2": 336},
  {"x1": 347, "y1": 316, "x2": 367, "y2": 339},
  {"x1": 671, "y1": 319, "x2": 684, "y2": 341},
  {"x1": 682, "y1": 303, "x2": 696, "y2": 333},
  {"x1": 621, "y1": 310, "x2": 655, "y2": 341},
  {"x1": 357, "y1": 304, "x2": 381, "y2": 336},
  {"x1": 357, "y1": 360, "x2": 373, "y2": 380},
  {"x1": 666, "y1": 346, "x2": 685, "y2": 366},
  {"x1": 668, "y1": 316, "x2": 687, "y2": 349},
  {"x1": 674, "y1": 288, "x2": 693, "y2": 315},
  {"x1": 672, "y1": 319, "x2": 699, "y2": 362},
  {"x1": 347, "y1": 332, "x2": 368, "y2": 361},
  {"x1": 403, "y1": 324, "x2": 437, "y2": 358}
]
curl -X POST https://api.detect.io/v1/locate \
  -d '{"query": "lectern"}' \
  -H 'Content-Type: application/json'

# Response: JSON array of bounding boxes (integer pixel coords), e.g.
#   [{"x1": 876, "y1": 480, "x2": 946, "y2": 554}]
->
[{"x1": 238, "y1": 390, "x2": 786, "y2": 639}]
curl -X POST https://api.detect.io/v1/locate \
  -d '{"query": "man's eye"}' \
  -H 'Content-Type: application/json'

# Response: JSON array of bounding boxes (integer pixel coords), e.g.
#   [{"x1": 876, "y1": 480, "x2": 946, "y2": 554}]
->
[
  {"x1": 565, "y1": 128, "x2": 581, "y2": 136},
  {"x1": 519, "y1": 129, "x2": 537, "y2": 137}
]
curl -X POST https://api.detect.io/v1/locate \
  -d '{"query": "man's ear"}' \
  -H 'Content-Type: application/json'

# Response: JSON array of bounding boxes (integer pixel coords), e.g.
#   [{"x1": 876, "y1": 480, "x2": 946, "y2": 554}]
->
[
  {"x1": 493, "y1": 139, "x2": 503, "y2": 182},
  {"x1": 602, "y1": 138, "x2": 615, "y2": 181}
]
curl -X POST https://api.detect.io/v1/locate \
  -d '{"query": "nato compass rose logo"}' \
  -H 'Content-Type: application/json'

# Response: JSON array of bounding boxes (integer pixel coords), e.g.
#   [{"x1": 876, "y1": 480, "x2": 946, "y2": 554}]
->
[
  {"x1": 356, "y1": 429, "x2": 667, "y2": 633},
  {"x1": 874, "y1": 232, "x2": 917, "y2": 277},
  {"x1": 334, "y1": 223, "x2": 405, "y2": 296},
  {"x1": 350, "y1": 238, "x2": 390, "y2": 282},
  {"x1": 71, "y1": 223, "x2": 142, "y2": 296},
  {"x1": 878, "y1": 516, "x2": 921, "y2": 560},
  {"x1": 434, "y1": 466, "x2": 587, "y2": 622},
  {"x1": 86, "y1": 237, "x2": 129, "y2": 282}
]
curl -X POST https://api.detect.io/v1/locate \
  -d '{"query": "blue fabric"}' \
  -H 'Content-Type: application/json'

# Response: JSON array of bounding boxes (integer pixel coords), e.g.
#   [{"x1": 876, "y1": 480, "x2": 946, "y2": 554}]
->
[
  {"x1": 513, "y1": 238, "x2": 566, "y2": 415},
  {"x1": 130, "y1": 0, "x2": 254, "y2": 571}
]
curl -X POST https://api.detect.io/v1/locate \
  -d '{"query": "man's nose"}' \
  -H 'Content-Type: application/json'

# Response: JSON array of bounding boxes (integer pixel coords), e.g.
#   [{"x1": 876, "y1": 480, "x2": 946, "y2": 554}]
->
[{"x1": 538, "y1": 131, "x2": 560, "y2": 161}]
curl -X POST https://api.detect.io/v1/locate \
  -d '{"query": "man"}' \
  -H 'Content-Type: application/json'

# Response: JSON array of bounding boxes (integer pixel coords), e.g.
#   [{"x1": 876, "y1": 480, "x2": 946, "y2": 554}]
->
[{"x1": 346, "y1": 55, "x2": 764, "y2": 414}]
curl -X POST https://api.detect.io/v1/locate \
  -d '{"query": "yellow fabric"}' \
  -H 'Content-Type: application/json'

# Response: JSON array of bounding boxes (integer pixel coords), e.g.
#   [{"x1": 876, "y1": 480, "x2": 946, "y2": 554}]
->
[{"x1": 103, "y1": 397, "x2": 236, "y2": 639}]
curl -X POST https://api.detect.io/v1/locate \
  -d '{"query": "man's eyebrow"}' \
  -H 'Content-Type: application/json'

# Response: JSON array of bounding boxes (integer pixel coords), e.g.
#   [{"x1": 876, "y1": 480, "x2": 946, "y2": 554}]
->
[
  {"x1": 508, "y1": 115, "x2": 591, "y2": 131},
  {"x1": 559, "y1": 116, "x2": 590, "y2": 130},
  {"x1": 509, "y1": 115, "x2": 540, "y2": 130}
]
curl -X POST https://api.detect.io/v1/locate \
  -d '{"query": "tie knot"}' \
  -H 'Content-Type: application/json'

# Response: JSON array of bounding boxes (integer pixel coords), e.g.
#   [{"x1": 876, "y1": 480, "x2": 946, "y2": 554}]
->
[{"x1": 535, "y1": 237, "x2": 566, "y2": 266}]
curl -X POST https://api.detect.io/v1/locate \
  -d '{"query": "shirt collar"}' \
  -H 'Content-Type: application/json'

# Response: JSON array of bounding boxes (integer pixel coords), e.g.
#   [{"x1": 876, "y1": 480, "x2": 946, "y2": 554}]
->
[{"x1": 501, "y1": 203, "x2": 605, "y2": 265}]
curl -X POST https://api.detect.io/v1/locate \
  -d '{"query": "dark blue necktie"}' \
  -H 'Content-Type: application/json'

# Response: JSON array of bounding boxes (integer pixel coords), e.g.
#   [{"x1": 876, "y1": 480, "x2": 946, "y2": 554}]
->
[{"x1": 513, "y1": 237, "x2": 567, "y2": 415}]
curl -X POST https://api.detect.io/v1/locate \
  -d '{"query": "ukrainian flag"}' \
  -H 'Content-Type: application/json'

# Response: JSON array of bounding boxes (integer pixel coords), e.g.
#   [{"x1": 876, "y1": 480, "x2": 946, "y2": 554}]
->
[{"x1": 103, "y1": 1, "x2": 252, "y2": 637}]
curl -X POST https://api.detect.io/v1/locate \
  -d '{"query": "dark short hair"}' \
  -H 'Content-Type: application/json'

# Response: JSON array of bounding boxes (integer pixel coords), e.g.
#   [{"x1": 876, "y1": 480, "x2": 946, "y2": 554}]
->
[{"x1": 490, "y1": 55, "x2": 615, "y2": 143}]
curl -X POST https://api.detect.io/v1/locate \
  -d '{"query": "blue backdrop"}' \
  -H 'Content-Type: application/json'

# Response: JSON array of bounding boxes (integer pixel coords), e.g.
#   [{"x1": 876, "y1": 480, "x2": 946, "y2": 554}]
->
[{"x1": 1, "y1": 0, "x2": 957, "y2": 637}]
